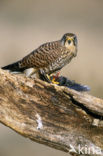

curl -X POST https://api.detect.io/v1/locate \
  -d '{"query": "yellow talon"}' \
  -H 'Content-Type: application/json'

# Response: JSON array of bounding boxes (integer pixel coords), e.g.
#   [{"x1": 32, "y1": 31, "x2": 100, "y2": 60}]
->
[
  {"x1": 46, "y1": 74, "x2": 59, "y2": 84},
  {"x1": 51, "y1": 78, "x2": 59, "y2": 84}
]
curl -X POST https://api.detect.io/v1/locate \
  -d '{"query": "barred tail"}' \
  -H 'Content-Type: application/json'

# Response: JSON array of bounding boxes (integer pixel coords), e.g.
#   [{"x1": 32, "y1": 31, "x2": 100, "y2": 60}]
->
[{"x1": 2, "y1": 61, "x2": 25, "y2": 72}]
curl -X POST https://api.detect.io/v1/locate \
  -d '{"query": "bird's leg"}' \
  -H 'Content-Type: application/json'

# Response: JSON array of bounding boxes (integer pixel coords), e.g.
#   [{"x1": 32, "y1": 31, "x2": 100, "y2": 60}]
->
[
  {"x1": 38, "y1": 69, "x2": 51, "y2": 83},
  {"x1": 39, "y1": 69, "x2": 60, "y2": 84}
]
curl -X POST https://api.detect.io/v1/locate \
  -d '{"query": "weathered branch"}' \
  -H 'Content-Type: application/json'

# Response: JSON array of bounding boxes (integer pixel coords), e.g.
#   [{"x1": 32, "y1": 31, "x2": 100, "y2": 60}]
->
[{"x1": 0, "y1": 69, "x2": 103, "y2": 156}]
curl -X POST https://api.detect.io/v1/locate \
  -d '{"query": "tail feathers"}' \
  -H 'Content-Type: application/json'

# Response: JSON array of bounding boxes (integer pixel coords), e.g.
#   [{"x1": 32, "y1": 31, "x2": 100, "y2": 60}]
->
[{"x1": 2, "y1": 61, "x2": 25, "y2": 72}]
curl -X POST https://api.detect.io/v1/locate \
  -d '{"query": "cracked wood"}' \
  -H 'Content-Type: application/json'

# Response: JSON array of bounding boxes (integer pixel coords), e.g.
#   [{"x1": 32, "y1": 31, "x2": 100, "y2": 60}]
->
[{"x1": 0, "y1": 69, "x2": 103, "y2": 156}]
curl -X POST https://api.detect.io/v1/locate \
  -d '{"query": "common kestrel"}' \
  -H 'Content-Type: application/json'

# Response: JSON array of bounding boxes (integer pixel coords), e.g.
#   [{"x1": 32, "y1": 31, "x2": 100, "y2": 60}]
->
[{"x1": 2, "y1": 33, "x2": 78, "y2": 83}]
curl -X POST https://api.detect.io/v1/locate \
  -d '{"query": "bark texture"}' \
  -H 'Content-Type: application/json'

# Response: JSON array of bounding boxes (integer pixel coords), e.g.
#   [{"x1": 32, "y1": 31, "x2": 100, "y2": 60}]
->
[{"x1": 0, "y1": 69, "x2": 103, "y2": 156}]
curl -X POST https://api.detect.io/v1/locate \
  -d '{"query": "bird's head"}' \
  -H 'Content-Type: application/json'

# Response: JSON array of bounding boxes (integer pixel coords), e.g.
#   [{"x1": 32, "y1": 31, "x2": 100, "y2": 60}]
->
[{"x1": 61, "y1": 33, "x2": 78, "y2": 57}]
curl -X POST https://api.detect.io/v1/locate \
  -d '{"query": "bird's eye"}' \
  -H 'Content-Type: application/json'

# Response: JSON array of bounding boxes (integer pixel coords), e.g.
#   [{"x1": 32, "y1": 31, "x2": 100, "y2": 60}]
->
[{"x1": 68, "y1": 40, "x2": 71, "y2": 44}]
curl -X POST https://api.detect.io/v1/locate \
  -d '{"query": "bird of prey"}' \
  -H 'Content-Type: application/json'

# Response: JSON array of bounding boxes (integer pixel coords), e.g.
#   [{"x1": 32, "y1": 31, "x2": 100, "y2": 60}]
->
[{"x1": 2, "y1": 33, "x2": 78, "y2": 83}]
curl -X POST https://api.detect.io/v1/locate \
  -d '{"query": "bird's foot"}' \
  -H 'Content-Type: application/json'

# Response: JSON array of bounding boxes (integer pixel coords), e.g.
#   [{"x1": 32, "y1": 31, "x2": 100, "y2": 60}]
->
[
  {"x1": 39, "y1": 69, "x2": 60, "y2": 84},
  {"x1": 49, "y1": 72, "x2": 60, "y2": 84},
  {"x1": 39, "y1": 72, "x2": 60, "y2": 84}
]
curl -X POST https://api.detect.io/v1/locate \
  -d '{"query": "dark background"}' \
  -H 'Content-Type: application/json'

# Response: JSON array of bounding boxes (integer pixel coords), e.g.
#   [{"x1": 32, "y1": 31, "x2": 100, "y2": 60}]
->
[{"x1": 0, "y1": 0, "x2": 103, "y2": 156}]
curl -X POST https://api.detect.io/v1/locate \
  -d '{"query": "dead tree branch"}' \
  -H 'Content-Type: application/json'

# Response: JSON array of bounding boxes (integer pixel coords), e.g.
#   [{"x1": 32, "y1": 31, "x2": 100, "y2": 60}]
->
[{"x1": 0, "y1": 69, "x2": 103, "y2": 156}]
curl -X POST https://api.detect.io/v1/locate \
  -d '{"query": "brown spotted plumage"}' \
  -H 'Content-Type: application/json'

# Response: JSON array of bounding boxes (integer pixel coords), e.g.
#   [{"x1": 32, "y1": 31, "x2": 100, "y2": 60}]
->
[{"x1": 2, "y1": 33, "x2": 78, "y2": 82}]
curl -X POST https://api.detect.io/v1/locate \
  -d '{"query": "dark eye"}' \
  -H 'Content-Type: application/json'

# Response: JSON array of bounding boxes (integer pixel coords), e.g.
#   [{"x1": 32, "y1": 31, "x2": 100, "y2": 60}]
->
[{"x1": 68, "y1": 40, "x2": 71, "y2": 44}]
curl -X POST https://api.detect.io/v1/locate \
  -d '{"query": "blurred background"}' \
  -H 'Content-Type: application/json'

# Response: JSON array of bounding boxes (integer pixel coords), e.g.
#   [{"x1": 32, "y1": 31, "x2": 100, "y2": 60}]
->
[{"x1": 0, "y1": 0, "x2": 103, "y2": 156}]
